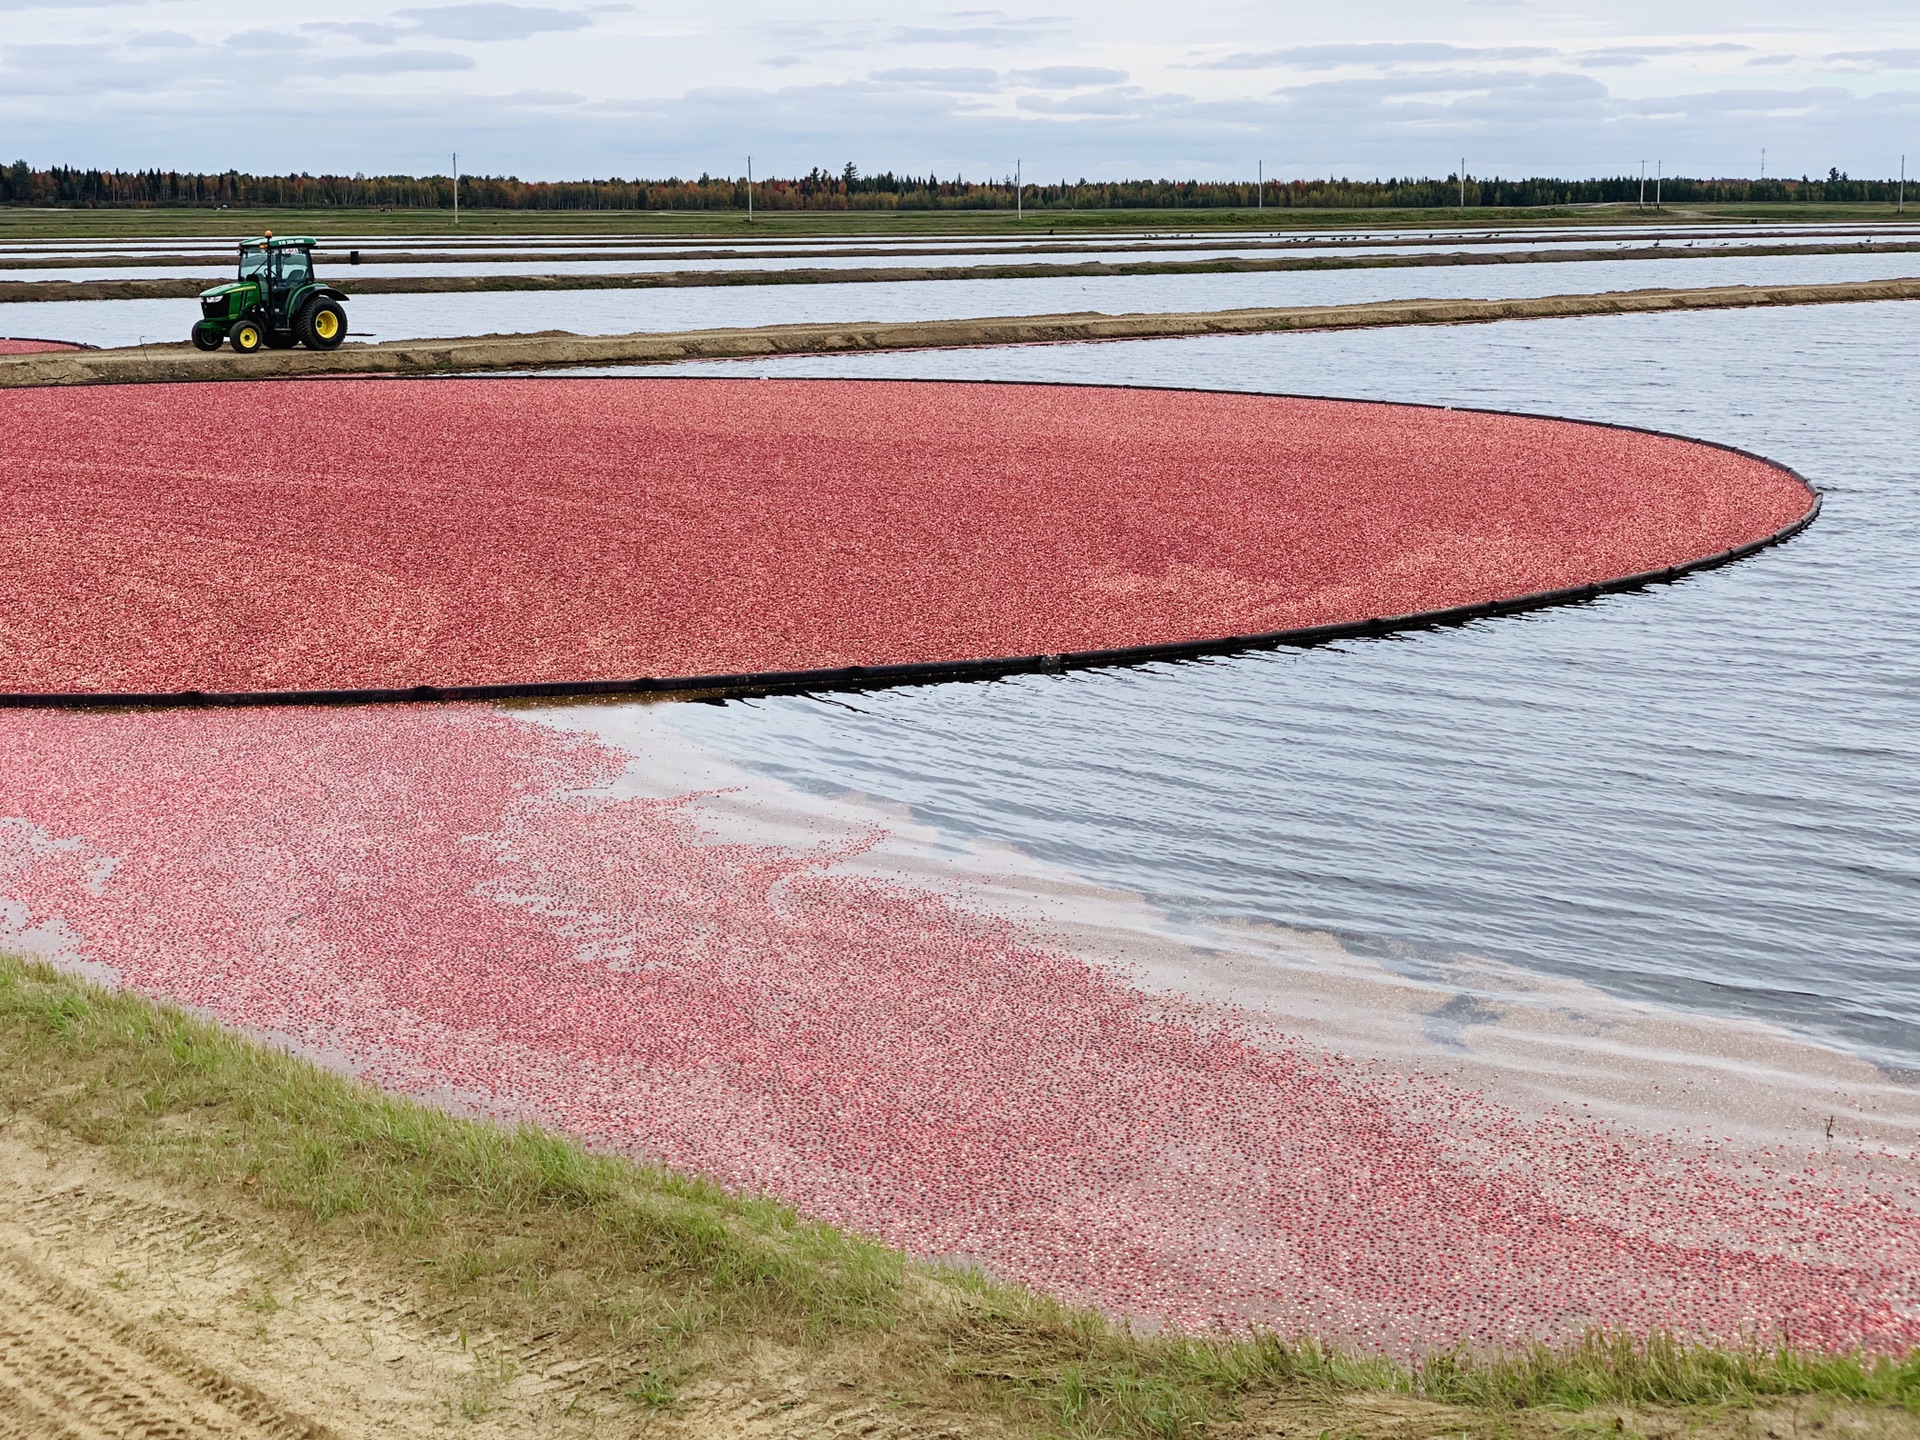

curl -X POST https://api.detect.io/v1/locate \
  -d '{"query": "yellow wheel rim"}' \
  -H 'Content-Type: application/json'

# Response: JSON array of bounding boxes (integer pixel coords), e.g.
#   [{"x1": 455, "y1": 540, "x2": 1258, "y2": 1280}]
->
[
  {"x1": 314, "y1": 310, "x2": 339, "y2": 341},
  {"x1": 237, "y1": 325, "x2": 258, "y2": 347}
]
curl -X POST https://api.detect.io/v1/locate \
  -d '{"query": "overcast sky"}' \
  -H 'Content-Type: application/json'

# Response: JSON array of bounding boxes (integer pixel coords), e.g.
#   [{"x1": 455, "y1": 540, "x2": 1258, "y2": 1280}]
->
[{"x1": 2, "y1": 1, "x2": 1915, "y2": 182}]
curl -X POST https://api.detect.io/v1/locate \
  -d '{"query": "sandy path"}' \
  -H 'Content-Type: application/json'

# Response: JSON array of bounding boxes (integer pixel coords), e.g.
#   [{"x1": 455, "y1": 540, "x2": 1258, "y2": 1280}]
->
[
  {"x1": 0, "y1": 1250, "x2": 335, "y2": 1439},
  {"x1": 0, "y1": 1119, "x2": 992, "y2": 1440},
  {"x1": 0, "y1": 1124, "x2": 522, "y2": 1437}
]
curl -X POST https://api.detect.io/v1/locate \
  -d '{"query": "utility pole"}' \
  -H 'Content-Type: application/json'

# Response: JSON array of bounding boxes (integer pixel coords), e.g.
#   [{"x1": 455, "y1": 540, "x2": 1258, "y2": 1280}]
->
[
  {"x1": 452, "y1": 151, "x2": 459, "y2": 225},
  {"x1": 1638, "y1": 160, "x2": 1647, "y2": 209},
  {"x1": 1760, "y1": 147, "x2": 1765, "y2": 181},
  {"x1": 1257, "y1": 159, "x2": 1262, "y2": 210},
  {"x1": 1015, "y1": 158, "x2": 1022, "y2": 220},
  {"x1": 1655, "y1": 159, "x2": 1663, "y2": 210},
  {"x1": 747, "y1": 155, "x2": 753, "y2": 222},
  {"x1": 1900, "y1": 155, "x2": 1906, "y2": 215},
  {"x1": 1460, "y1": 157, "x2": 1466, "y2": 209}
]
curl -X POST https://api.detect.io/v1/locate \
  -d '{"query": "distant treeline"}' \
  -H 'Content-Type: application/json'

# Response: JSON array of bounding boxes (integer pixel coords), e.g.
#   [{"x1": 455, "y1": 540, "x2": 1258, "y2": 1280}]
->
[{"x1": 2, "y1": 161, "x2": 1909, "y2": 211}]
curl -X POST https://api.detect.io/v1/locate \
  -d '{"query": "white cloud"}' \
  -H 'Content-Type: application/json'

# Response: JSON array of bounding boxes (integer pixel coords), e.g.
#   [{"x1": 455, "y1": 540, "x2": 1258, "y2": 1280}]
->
[
  {"x1": 888, "y1": 15, "x2": 1070, "y2": 48},
  {"x1": 1193, "y1": 43, "x2": 1559, "y2": 71},
  {"x1": 0, "y1": 1, "x2": 1915, "y2": 182},
  {"x1": 1007, "y1": 65, "x2": 1126, "y2": 88},
  {"x1": 1573, "y1": 42, "x2": 1750, "y2": 69},
  {"x1": 1824, "y1": 48, "x2": 1920, "y2": 70},
  {"x1": 394, "y1": 4, "x2": 595, "y2": 42},
  {"x1": 1016, "y1": 84, "x2": 1150, "y2": 114},
  {"x1": 303, "y1": 21, "x2": 407, "y2": 45},
  {"x1": 872, "y1": 66, "x2": 1002, "y2": 90},
  {"x1": 225, "y1": 28, "x2": 315, "y2": 52},
  {"x1": 762, "y1": 19, "x2": 882, "y2": 55},
  {"x1": 331, "y1": 48, "x2": 478, "y2": 73},
  {"x1": 0, "y1": 41, "x2": 191, "y2": 95}
]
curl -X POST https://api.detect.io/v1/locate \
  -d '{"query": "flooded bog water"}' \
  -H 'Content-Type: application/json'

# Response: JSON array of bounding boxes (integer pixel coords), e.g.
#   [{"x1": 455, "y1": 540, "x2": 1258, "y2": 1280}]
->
[
  {"x1": 5, "y1": 298, "x2": 1918, "y2": 1350},
  {"x1": 622, "y1": 300, "x2": 1920, "y2": 1077}
]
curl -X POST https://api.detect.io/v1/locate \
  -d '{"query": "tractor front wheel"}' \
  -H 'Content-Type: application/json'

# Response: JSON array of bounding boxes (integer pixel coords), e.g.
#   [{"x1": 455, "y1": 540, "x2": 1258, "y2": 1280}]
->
[
  {"x1": 230, "y1": 317, "x2": 266, "y2": 354},
  {"x1": 297, "y1": 299, "x2": 347, "y2": 350},
  {"x1": 190, "y1": 323, "x2": 223, "y2": 352}
]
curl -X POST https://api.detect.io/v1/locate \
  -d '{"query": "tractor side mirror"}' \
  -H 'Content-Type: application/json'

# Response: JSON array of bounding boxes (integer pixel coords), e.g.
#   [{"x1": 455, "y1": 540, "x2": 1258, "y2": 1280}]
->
[{"x1": 350, "y1": 250, "x2": 361, "y2": 265}]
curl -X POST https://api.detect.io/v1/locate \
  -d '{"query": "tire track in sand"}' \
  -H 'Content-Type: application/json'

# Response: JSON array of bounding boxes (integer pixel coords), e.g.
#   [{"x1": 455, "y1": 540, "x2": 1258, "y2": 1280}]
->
[
  {"x1": 0, "y1": 1121, "x2": 981, "y2": 1438},
  {"x1": 0, "y1": 1248, "x2": 333, "y2": 1439},
  {"x1": 0, "y1": 1126, "x2": 553, "y2": 1438}
]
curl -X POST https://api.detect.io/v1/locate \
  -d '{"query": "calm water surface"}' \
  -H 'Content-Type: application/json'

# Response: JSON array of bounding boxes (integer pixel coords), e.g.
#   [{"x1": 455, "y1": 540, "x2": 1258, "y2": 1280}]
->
[
  {"x1": 7, "y1": 230, "x2": 1904, "y2": 282},
  {"x1": 8, "y1": 249, "x2": 1919, "y2": 348},
  {"x1": 617, "y1": 302, "x2": 1920, "y2": 1069}
]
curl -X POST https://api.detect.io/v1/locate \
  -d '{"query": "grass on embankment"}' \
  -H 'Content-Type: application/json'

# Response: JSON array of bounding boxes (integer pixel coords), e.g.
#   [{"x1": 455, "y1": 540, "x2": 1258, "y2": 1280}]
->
[
  {"x1": 0, "y1": 201, "x2": 1913, "y2": 243},
  {"x1": 1, "y1": 950, "x2": 1915, "y2": 1438}
]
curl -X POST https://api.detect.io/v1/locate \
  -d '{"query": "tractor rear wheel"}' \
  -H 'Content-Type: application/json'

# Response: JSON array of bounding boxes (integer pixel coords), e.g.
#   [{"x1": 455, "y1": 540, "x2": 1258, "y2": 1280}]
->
[
  {"x1": 230, "y1": 317, "x2": 266, "y2": 354},
  {"x1": 190, "y1": 323, "x2": 223, "y2": 351},
  {"x1": 297, "y1": 299, "x2": 347, "y2": 350}
]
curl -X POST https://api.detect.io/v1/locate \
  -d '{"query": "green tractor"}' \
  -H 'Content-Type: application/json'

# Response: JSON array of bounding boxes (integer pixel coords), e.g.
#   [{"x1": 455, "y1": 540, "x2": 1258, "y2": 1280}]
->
[{"x1": 191, "y1": 233, "x2": 351, "y2": 353}]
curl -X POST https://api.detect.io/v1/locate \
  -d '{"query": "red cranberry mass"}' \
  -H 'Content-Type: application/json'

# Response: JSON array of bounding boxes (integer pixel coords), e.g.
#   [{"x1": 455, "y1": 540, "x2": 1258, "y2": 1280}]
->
[{"x1": 0, "y1": 377, "x2": 1811, "y2": 697}]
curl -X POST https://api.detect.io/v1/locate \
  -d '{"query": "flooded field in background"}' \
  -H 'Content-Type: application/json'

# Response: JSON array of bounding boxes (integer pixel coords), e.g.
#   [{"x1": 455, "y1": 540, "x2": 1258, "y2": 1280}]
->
[{"x1": 6, "y1": 245, "x2": 1920, "y2": 348}]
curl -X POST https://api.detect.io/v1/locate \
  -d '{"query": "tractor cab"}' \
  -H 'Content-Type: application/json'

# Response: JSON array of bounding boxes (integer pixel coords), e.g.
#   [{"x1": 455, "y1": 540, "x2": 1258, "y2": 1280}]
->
[{"x1": 192, "y1": 233, "x2": 350, "y2": 354}]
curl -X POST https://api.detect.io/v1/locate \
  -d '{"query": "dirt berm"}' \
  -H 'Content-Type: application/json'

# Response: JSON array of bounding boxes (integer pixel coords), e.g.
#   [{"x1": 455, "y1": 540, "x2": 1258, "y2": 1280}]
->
[{"x1": 4, "y1": 275, "x2": 1918, "y2": 387}]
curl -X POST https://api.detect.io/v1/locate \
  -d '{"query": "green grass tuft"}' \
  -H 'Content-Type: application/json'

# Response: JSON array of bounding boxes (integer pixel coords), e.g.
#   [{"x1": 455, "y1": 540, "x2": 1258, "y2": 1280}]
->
[
  {"x1": 1413, "y1": 1334, "x2": 1920, "y2": 1412},
  {"x1": 1, "y1": 951, "x2": 1914, "y2": 1439}
]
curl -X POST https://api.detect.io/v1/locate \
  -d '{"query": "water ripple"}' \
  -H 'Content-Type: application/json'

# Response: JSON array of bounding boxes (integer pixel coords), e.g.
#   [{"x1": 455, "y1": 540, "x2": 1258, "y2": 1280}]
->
[{"x1": 628, "y1": 302, "x2": 1920, "y2": 1066}]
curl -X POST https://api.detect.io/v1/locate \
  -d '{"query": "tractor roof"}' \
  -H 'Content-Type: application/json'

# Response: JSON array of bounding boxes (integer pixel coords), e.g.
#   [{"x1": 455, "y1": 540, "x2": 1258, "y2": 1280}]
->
[{"x1": 241, "y1": 236, "x2": 318, "y2": 249}]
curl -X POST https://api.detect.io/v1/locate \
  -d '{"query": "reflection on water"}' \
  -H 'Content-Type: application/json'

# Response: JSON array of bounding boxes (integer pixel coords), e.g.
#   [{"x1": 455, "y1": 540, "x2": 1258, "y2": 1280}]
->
[
  {"x1": 616, "y1": 302, "x2": 1920, "y2": 1069},
  {"x1": 5, "y1": 229, "x2": 1911, "y2": 283},
  {"x1": 6, "y1": 248, "x2": 1920, "y2": 349}
]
